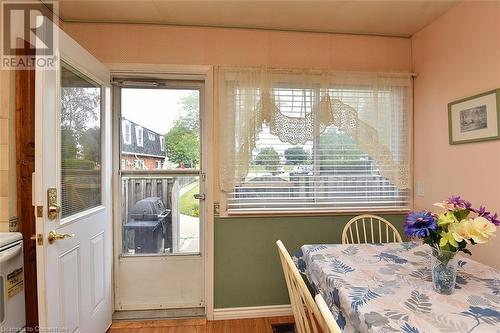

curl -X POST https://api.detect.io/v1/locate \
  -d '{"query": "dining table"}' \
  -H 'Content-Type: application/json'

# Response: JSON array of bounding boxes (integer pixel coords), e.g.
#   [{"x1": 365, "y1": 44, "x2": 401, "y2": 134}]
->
[{"x1": 293, "y1": 242, "x2": 500, "y2": 333}]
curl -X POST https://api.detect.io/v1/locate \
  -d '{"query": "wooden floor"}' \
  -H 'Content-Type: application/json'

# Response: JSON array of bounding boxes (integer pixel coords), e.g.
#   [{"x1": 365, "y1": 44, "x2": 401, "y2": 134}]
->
[{"x1": 108, "y1": 316, "x2": 295, "y2": 333}]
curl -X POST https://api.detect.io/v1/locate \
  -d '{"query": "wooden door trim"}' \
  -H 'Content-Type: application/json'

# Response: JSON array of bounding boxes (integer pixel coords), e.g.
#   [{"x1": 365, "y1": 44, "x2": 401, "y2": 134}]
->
[{"x1": 15, "y1": 41, "x2": 38, "y2": 330}]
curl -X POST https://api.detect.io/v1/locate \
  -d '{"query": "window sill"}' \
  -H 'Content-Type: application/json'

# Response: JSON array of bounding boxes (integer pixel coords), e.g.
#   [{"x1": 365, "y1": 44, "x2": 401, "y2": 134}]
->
[{"x1": 218, "y1": 209, "x2": 411, "y2": 219}]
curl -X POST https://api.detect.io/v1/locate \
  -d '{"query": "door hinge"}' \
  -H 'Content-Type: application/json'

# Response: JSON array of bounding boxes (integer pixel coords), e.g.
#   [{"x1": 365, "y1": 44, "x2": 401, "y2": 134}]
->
[
  {"x1": 36, "y1": 206, "x2": 43, "y2": 218},
  {"x1": 193, "y1": 193, "x2": 206, "y2": 201},
  {"x1": 201, "y1": 172, "x2": 206, "y2": 182},
  {"x1": 214, "y1": 201, "x2": 220, "y2": 216}
]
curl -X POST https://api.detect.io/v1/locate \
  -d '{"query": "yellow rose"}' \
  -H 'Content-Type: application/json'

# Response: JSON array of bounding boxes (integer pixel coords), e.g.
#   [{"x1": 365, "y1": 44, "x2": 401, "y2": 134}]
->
[
  {"x1": 450, "y1": 219, "x2": 472, "y2": 244},
  {"x1": 450, "y1": 217, "x2": 496, "y2": 244},
  {"x1": 468, "y1": 217, "x2": 496, "y2": 244}
]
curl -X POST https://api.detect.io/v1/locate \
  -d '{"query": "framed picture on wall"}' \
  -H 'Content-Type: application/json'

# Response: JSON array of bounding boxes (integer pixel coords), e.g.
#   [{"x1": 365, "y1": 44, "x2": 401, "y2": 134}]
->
[{"x1": 448, "y1": 89, "x2": 500, "y2": 144}]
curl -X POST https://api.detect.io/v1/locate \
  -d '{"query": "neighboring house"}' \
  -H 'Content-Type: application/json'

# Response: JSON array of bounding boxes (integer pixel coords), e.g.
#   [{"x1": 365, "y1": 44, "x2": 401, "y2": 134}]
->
[{"x1": 121, "y1": 118, "x2": 165, "y2": 170}]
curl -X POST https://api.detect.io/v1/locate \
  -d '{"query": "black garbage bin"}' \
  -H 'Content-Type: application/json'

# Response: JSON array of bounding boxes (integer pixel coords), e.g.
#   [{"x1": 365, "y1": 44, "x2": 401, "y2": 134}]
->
[{"x1": 125, "y1": 197, "x2": 172, "y2": 254}]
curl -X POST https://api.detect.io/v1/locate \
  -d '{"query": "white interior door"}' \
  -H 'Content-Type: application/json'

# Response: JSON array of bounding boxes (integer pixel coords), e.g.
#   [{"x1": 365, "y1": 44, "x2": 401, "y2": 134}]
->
[{"x1": 34, "y1": 23, "x2": 113, "y2": 332}]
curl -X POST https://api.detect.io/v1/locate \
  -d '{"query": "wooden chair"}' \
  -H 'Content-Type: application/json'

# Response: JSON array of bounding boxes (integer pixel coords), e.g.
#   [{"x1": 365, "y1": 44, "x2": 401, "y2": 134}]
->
[
  {"x1": 315, "y1": 294, "x2": 342, "y2": 333},
  {"x1": 276, "y1": 240, "x2": 342, "y2": 333},
  {"x1": 341, "y1": 214, "x2": 402, "y2": 244}
]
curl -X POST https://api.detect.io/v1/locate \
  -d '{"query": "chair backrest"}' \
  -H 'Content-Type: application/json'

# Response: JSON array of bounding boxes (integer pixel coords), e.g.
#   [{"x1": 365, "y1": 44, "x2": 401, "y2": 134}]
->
[
  {"x1": 276, "y1": 240, "x2": 341, "y2": 333},
  {"x1": 341, "y1": 214, "x2": 402, "y2": 244},
  {"x1": 314, "y1": 294, "x2": 342, "y2": 333}
]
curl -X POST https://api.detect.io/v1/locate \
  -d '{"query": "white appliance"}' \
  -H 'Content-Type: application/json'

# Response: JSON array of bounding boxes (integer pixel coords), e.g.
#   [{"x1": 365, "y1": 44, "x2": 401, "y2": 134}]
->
[{"x1": 0, "y1": 232, "x2": 25, "y2": 332}]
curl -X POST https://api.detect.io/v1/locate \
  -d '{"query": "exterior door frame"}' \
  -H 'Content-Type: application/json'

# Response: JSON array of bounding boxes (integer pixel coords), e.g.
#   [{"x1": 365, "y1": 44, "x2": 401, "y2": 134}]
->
[{"x1": 107, "y1": 63, "x2": 214, "y2": 319}]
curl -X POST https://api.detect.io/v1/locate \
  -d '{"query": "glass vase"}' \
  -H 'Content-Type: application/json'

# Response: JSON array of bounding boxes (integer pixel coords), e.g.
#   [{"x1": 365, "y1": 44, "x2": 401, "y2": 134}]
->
[{"x1": 430, "y1": 247, "x2": 458, "y2": 295}]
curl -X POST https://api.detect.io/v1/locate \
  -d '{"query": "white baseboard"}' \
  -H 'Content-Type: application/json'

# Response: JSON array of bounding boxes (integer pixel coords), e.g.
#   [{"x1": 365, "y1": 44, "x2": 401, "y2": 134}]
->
[{"x1": 213, "y1": 304, "x2": 292, "y2": 320}]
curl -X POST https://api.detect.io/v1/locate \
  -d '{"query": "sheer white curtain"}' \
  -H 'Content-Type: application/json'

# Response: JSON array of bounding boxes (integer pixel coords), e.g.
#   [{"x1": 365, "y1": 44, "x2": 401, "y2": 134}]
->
[{"x1": 218, "y1": 67, "x2": 412, "y2": 197}]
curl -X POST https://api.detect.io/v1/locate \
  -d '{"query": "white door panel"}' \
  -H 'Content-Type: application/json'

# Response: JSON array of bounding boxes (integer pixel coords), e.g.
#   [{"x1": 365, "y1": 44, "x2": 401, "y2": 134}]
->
[
  {"x1": 59, "y1": 247, "x2": 81, "y2": 332},
  {"x1": 35, "y1": 22, "x2": 112, "y2": 332},
  {"x1": 118, "y1": 255, "x2": 204, "y2": 310}
]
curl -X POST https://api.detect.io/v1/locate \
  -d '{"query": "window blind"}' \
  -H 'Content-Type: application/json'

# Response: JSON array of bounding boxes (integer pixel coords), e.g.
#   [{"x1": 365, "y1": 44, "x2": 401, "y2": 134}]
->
[{"x1": 225, "y1": 83, "x2": 411, "y2": 213}]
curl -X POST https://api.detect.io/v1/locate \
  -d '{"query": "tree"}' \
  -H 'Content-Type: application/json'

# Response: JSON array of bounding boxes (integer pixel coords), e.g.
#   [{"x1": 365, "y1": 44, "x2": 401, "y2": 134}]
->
[
  {"x1": 177, "y1": 91, "x2": 200, "y2": 135},
  {"x1": 163, "y1": 91, "x2": 201, "y2": 168},
  {"x1": 164, "y1": 122, "x2": 199, "y2": 168},
  {"x1": 61, "y1": 87, "x2": 100, "y2": 139},
  {"x1": 61, "y1": 128, "x2": 78, "y2": 160},
  {"x1": 80, "y1": 127, "x2": 100, "y2": 164},
  {"x1": 318, "y1": 128, "x2": 365, "y2": 168},
  {"x1": 254, "y1": 147, "x2": 280, "y2": 171},
  {"x1": 284, "y1": 146, "x2": 309, "y2": 165},
  {"x1": 60, "y1": 86, "x2": 100, "y2": 163}
]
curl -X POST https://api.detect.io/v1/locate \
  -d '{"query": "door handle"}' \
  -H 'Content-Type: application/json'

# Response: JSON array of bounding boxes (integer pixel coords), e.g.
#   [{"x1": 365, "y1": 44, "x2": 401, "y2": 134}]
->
[
  {"x1": 48, "y1": 230, "x2": 75, "y2": 244},
  {"x1": 193, "y1": 193, "x2": 206, "y2": 201}
]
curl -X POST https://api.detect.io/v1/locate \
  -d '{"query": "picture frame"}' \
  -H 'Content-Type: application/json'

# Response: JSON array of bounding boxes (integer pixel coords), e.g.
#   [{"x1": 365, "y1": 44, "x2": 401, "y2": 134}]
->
[{"x1": 448, "y1": 88, "x2": 500, "y2": 145}]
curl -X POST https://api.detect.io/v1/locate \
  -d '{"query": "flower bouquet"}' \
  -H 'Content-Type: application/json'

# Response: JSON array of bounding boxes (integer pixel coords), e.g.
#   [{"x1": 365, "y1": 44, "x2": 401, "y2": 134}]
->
[{"x1": 405, "y1": 196, "x2": 498, "y2": 294}]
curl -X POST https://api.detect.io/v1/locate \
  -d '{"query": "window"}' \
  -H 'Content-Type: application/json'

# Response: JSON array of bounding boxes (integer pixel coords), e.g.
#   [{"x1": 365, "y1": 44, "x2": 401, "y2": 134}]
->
[
  {"x1": 220, "y1": 68, "x2": 412, "y2": 214},
  {"x1": 134, "y1": 159, "x2": 144, "y2": 169},
  {"x1": 122, "y1": 121, "x2": 132, "y2": 145},
  {"x1": 160, "y1": 136, "x2": 165, "y2": 152},
  {"x1": 136, "y1": 126, "x2": 143, "y2": 147},
  {"x1": 60, "y1": 62, "x2": 102, "y2": 218},
  {"x1": 119, "y1": 85, "x2": 202, "y2": 256},
  {"x1": 121, "y1": 159, "x2": 126, "y2": 170}
]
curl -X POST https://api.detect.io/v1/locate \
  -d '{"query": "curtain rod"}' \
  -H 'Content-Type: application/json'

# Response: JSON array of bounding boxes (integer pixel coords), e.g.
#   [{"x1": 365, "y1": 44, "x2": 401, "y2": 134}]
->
[{"x1": 218, "y1": 66, "x2": 417, "y2": 78}]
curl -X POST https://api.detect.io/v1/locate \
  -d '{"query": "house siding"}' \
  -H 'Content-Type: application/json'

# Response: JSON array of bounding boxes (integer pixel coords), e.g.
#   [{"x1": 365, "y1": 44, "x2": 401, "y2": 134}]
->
[{"x1": 121, "y1": 118, "x2": 165, "y2": 170}]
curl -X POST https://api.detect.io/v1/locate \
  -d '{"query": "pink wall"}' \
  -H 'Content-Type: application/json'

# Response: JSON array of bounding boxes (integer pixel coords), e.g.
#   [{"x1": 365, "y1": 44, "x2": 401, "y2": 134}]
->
[
  {"x1": 62, "y1": 22, "x2": 412, "y2": 206},
  {"x1": 412, "y1": 2, "x2": 500, "y2": 268},
  {"x1": 62, "y1": 23, "x2": 411, "y2": 71}
]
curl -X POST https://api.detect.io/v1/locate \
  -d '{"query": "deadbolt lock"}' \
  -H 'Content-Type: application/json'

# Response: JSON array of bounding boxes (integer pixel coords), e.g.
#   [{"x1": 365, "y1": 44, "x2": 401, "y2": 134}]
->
[{"x1": 47, "y1": 187, "x2": 61, "y2": 220}]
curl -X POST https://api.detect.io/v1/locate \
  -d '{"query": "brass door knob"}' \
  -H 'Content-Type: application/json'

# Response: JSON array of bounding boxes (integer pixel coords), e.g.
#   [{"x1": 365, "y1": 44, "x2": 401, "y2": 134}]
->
[{"x1": 48, "y1": 230, "x2": 75, "y2": 244}]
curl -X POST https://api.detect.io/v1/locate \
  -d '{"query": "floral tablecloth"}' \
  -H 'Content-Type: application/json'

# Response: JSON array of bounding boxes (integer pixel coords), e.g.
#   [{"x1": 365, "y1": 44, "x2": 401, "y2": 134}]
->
[{"x1": 293, "y1": 242, "x2": 500, "y2": 333}]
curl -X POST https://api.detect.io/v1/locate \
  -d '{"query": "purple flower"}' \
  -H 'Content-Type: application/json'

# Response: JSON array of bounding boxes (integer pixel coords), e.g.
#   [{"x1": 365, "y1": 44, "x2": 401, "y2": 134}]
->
[
  {"x1": 471, "y1": 206, "x2": 499, "y2": 226},
  {"x1": 404, "y1": 211, "x2": 438, "y2": 238},
  {"x1": 447, "y1": 195, "x2": 472, "y2": 210},
  {"x1": 487, "y1": 212, "x2": 500, "y2": 226},
  {"x1": 473, "y1": 206, "x2": 490, "y2": 217}
]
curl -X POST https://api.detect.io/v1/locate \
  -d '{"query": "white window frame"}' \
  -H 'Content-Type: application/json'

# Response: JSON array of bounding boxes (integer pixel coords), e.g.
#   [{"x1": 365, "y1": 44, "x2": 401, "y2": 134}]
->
[
  {"x1": 148, "y1": 131, "x2": 156, "y2": 141},
  {"x1": 156, "y1": 160, "x2": 162, "y2": 169},
  {"x1": 122, "y1": 121, "x2": 132, "y2": 145},
  {"x1": 133, "y1": 159, "x2": 144, "y2": 169},
  {"x1": 160, "y1": 136, "x2": 165, "y2": 152},
  {"x1": 135, "y1": 126, "x2": 143, "y2": 147}
]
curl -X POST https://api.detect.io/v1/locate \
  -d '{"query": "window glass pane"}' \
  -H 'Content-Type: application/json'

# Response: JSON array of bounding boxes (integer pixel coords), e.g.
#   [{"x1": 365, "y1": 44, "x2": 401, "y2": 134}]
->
[
  {"x1": 121, "y1": 88, "x2": 200, "y2": 171},
  {"x1": 61, "y1": 62, "x2": 102, "y2": 218},
  {"x1": 120, "y1": 87, "x2": 201, "y2": 256},
  {"x1": 121, "y1": 175, "x2": 200, "y2": 255},
  {"x1": 227, "y1": 86, "x2": 410, "y2": 212}
]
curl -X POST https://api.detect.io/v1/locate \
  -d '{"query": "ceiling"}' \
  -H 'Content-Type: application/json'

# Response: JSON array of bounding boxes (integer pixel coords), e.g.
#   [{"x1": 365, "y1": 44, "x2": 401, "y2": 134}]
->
[{"x1": 47, "y1": 0, "x2": 458, "y2": 37}]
